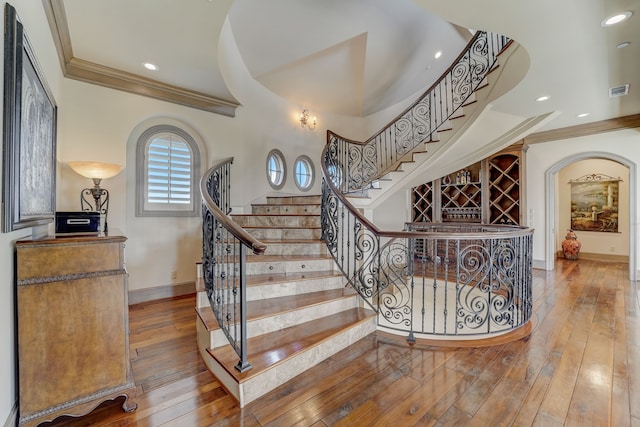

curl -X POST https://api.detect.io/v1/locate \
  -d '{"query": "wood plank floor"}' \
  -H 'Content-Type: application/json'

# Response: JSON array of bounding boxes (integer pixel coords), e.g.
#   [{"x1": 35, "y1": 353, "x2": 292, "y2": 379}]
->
[{"x1": 44, "y1": 259, "x2": 639, "y2": 426}]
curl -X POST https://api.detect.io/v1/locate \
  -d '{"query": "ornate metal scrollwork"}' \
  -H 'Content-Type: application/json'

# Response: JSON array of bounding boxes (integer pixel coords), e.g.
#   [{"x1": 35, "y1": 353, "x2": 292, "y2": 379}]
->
[{"x1": 327, "y1": 31, "x2": 510, "y2": 195}]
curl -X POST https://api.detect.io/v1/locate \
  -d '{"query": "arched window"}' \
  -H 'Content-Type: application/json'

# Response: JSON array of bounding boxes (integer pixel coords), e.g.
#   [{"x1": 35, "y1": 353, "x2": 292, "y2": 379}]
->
[{"x1": 136, "y1": 125, "x2": 200, "y2": 216}]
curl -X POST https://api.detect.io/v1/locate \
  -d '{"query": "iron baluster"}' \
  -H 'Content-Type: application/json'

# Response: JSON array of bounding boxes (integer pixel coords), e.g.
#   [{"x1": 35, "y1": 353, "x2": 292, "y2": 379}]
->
[{"x1": 200, "y1": 158, "x2": 265, "y2": 372}]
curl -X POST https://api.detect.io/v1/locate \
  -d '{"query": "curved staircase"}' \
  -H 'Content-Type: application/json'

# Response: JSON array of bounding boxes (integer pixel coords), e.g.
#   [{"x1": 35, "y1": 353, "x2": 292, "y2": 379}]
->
[
  {"x1": 195, "y1": 195, "x2": 376, "y2": 406},
  {"x1": 195, "y1": 31, "x2": 536, "y2": 409}
]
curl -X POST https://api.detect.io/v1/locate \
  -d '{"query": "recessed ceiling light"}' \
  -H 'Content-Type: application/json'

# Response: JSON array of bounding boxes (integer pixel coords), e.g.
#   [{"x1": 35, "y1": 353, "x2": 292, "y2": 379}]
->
[
  {"x1": 434, "y1": 50, "x2": 442, "y2": 59},
  {"x1": 616, "y1": 41, "x2": 631, "y2": 48},
  {"x1": 536, "y1": 95, "x2": 550, "y2": 102},
  {"x1": 577, "y1": 113, "x2": 590, "y2": 118},
  {"x1": 142, "y1": 62, "x2": 159, "y2": 71},
  {"x1": 601, "y1": 11, "x2": 632, "y2": 26}
]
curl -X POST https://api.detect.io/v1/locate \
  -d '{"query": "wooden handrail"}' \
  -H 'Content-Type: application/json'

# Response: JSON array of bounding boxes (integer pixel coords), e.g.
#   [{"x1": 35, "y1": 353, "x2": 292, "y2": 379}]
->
[{"x1": 200, "y1": 157, "x2": 267, "y2": 255}]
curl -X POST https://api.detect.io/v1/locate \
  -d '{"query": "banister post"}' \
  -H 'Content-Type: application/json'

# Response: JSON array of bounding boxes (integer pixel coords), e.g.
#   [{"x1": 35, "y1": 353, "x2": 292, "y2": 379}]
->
[{"x1": 235, "y1": 244, "x2": 252, "y2": 373}]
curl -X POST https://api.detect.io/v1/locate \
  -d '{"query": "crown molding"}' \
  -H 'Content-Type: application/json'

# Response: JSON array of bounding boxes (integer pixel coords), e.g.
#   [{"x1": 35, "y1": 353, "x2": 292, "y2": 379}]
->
[
  {"x1": 524, "y1": 114, "x2": 640, "y2": 145},
  {"x1": 42, "y1": 0, "x2": 239, "y2": 117}
]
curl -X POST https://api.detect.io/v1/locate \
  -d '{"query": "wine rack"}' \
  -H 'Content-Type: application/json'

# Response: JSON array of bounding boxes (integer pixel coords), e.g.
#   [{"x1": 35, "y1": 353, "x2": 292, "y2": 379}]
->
[
  {"x1": 488, "y1": 154, "x2": 520, "y2": 225},
  {"x1": 410, "y1": 143, "x2": 526, "y2": 225},
  {"x1": 412, "y1": 183, "x2": 434, "y2": 222},
  {"x1": 441, "y1": 182, "x2": 482, "y2": 222}
]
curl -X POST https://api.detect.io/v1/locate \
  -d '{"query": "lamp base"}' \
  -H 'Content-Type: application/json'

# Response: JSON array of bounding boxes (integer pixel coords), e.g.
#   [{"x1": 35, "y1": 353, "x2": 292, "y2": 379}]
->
[{"x1": 80, "y1": 187, "x2": 110, "y2": 232}]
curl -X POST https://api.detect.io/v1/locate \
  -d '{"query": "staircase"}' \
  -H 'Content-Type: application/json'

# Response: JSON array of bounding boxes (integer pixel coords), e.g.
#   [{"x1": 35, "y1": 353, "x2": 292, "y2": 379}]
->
[
  {"x1": 195, "y1": 195, "x2": 376, "y2": 407},
  {"x1": 338, "y1": 37, "x2": 548, "y2": 211}
]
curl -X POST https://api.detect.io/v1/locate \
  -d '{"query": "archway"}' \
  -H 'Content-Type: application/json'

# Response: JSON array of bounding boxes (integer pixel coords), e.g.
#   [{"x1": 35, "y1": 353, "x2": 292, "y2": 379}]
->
[{"x1": 545, "y1": 152, "x2": 637, "y2": 280}]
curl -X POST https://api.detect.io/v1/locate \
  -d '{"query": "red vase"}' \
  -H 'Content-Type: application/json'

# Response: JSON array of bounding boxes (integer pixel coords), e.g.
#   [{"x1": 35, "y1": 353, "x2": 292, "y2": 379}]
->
[{"x1": 561, "y1": 230, "x2": 581, "y2": 260}]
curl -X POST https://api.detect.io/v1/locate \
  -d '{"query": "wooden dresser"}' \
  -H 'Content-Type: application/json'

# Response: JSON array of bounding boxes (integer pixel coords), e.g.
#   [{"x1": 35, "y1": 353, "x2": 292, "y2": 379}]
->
[{"x1": 16, "y1": 233, "x2": 137, "y2": 426}]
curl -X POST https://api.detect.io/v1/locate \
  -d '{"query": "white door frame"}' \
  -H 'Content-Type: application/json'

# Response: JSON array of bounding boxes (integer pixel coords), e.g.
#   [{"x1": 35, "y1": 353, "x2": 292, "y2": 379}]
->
[{"x1": 545, "y1": 151, "x2": 637, "y2": 280}]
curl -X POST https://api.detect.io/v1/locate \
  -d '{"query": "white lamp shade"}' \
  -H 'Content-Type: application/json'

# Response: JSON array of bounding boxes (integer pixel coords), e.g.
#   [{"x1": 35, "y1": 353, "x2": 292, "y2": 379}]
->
[{"x1": 68, "y1": 161, "x2": 122, "y2": 180}]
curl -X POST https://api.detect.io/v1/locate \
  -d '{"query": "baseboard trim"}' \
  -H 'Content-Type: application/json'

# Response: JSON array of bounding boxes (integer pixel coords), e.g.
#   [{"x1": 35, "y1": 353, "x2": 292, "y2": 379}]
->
[
  {"x1": 129, "y1": 281, "x2": 195, "y2": 305},
  {"x1": 3, "y1": 402, "x2": 18, "y2": 427},
  {"x1": 532, "y1": 259, "x2": 546, "y2": 270},
  {"x1": 555, "y1": 251, "x2": 628, "y2": 263}
]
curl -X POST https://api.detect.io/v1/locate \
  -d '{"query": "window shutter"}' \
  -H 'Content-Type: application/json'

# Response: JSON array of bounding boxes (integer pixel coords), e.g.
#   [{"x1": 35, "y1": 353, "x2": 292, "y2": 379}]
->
[{"x1": 146, "y1": 134, "x2": 192, "y2": 204}]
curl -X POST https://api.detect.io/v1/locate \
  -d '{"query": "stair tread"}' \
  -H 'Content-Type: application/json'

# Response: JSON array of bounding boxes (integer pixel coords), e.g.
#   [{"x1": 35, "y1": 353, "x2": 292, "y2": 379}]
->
[
  {"x1": 246, "y1": 270, "x2": 342, "y2": 285},
  {"x1": 233, "y1": 213, "x2": 320, "y2": 217},
  {"x1": 241, "y1": 224, "x2": 321, "y2": 229},
  {"x1": 196, "y1": 270, "x2": 342, "y2": 292},
  {"x1": 251, "y1": 203, "x2": 321, "y2": 207},
  {"x1": 259, "y1": 239, "x2": 323, "y2": 244},
  {"x1": 265, "y1": 195, "x2": 322, "y2": 205},
  {"x1": 196, "y1": 288, "x2": 356, "y2": 330},
  {"x1": 246, "y1": 254, "x2": 331, "y2": 262},
  {"x1": 208, "y1": 307, "x2": 375, "y2": 382}
]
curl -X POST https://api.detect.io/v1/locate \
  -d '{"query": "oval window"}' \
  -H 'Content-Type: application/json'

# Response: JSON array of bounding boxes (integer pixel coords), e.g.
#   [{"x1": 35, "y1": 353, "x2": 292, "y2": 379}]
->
[
  {"x1": 294, "y1": 155, "x2": 314, "y2": 191},
  {"x1": 327, "y1": 163, "x2": 343, "y2": 189},
  {"x1": 266, "y1": 149, "x2": 286, "y2": 189}
]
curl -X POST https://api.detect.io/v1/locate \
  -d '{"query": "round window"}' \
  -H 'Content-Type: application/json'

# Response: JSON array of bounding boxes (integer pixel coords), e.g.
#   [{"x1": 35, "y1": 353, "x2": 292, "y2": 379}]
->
[
  {"x1": 266, "y1": 149, "x2": 286, "y2": 190},
  {"x1": 294, "y1": 155, "x2": 314, "y2": 191}
]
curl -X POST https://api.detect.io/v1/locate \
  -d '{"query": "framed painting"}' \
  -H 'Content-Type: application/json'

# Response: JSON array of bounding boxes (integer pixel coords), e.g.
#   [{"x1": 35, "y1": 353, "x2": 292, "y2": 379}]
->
[
  {"x1": 569, "y1": 173, "x2": 620, "y2": 233},
  {"x1": 2, "y1": 3, "x2": 57, "y2": 232}
]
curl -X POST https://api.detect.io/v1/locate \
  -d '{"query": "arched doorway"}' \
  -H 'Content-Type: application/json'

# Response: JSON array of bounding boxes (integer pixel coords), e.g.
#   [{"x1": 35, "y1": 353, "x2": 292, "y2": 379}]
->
[{"x1": 545, "y1": 152, "x2": 637, "y2": 280}]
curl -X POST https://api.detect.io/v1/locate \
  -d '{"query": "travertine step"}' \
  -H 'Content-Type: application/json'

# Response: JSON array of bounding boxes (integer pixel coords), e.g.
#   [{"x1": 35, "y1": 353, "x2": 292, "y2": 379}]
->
[
  {"x1": 195, "y1": 270, "x2": 345, "y2": 307},
  {"x1": 265, "y1": 195, "x2": 321, "y2": 205},
  {"x1": 244, "y1": 226, "x2": 322, "y2": 241},
  {"x1": 196, "y1": 288, "x2": 359, "y2": 349},
  {"x1": 261, "y1": 239, "x2": 327, "y2": 256},
  {"x1": 246, "y1": 254, "x2": 334, "y2": 275},
  {"x1": 251, "y1": 204, "x2": 320, "y2": 215},
  {"x1": 203, "y1": 308, "x2": 376, "y2": 406},
  {"x1": 246, "y1": 271, "x2": 344, "y2": 298},
  {"x1": 232, "y1": 213, "x2": 320, "y2": 228}
]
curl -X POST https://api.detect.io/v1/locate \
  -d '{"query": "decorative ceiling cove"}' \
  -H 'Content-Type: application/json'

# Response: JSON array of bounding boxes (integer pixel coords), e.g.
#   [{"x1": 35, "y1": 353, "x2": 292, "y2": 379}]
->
[
  {"x1": 44, "y1": 0, "x2": 639, "y2": 133},
  {"x1": 43, "y1": 0, "x2": 468, "y2": 117}
]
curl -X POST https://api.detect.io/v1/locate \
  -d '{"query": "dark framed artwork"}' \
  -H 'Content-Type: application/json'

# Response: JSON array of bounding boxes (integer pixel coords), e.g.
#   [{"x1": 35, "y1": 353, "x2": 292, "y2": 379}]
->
[
  {"x1": 569, "y1": 173, "x2": 620, "y2": 233},
  {"x1": 2, "y1": 3, "x2": 57, "y2": 232}
]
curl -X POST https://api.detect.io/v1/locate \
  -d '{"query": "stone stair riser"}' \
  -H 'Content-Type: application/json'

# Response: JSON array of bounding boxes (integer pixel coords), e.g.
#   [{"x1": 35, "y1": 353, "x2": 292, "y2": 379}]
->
[
  {"x1": 196, "y1": 274, "x2": 345, "y2": 305},
  {"x1": 233, "y1": 215, "x2": 321, "y2": 228},
  {"x1": 264, "y1": 242, "x2": 327, "y2": 256},
  {"x1": 245, "y1": 228, "x2": 322, "y2": 241},
  {"x1": 246, "y1": 258, "x2": 334, "y2": 275},
  {"x1": 245, "y1": 275, "x2": 344, "y2": 300},
  {"x1": 266, "y1": 196, "x2": 321, "y2": 205},
  {"x1": 252, "y1": 205, "x2": 321, "y2": 215}
]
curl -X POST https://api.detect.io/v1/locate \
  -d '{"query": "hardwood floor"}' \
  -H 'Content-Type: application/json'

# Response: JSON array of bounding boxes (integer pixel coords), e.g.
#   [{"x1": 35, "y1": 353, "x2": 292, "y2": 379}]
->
[{"x1": 44, "y1": 259, "x2": 639, "y2": 426}]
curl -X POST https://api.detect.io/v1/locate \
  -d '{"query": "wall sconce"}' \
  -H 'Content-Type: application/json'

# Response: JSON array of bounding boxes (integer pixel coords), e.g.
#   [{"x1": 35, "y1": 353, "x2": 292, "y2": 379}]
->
[
  {"x1": 68, "y1": 161, "x2": 122, "y2": 232},
  {"x1": 299, "y1": 109, "x2": 316, "y2": 130}
]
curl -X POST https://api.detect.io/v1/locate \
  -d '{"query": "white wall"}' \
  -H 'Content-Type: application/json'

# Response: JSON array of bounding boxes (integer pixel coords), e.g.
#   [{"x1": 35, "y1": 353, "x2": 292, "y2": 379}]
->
[
  {"x1": 557, "y1": 158, "x2": 629, "y2": 257},
  {"x1": 1, "y1": 7, "x2": 402, "y2": 422},
  {"x1": 1, "y1": 0, "x2": 65, "y2": 424},
  {"x1": 527, "y1": 128, "x2": 640, "y2": 277}
]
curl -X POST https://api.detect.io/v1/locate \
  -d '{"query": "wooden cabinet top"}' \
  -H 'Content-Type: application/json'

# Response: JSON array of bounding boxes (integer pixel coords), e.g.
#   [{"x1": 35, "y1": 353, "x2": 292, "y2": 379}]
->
[
  {"x1": 15, "y1": 231, "x2": 127, "y2": 283},
  {"x1": 16, "y1": 231, "x2": 126, "y2": 248}
]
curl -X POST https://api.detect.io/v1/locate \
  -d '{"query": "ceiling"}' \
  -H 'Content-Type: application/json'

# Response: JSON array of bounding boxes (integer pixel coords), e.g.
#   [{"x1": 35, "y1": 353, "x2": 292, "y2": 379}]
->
[{"x1": 47, "y1": 0, "x2": 638, "y2": 132}]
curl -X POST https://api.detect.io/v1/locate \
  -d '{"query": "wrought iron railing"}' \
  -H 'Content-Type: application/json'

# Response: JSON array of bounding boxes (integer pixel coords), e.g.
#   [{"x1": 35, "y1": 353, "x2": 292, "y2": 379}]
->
[
  {"x1": 200, "y1": 158, "x2": 266, "y2": 371},
  {"x1": 321, "y1": 181, "x2": 533, "y2": 339},
  {"x1": 326, "y1": 31, "x2": 511, "y2": 194},
  {"x1": 321, "y1": 30, "x2": 533, "y2": 340}
]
